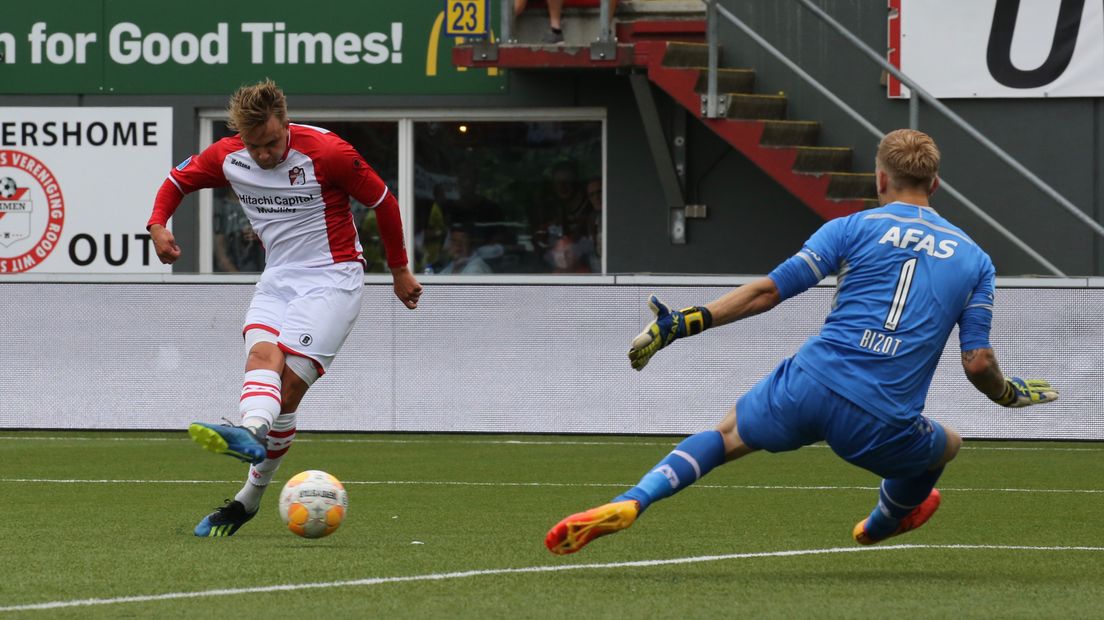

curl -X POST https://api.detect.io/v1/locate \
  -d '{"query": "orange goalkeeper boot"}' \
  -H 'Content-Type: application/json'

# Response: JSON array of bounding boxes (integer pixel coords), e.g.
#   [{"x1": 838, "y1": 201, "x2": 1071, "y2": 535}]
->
[
  {"x1": 545, "y1": 500, "x2": 640, "y2": 555},
  {"x1": 853, "y1": 488, "x2": 942, "y2": 545}
]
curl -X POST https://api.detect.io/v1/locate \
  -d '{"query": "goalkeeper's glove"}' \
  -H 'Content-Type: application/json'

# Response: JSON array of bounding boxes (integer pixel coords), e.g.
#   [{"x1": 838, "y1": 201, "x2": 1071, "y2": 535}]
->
[
  {"x1": 628, "y1": 295, "x2": 713, "y2": 371},
  {"x1": 991, "y1": 377, "x2": 1059, "y2": 408}
]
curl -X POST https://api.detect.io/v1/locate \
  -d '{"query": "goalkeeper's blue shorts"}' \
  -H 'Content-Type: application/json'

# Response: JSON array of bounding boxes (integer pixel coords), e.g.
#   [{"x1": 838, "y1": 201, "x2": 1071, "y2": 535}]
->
[{"x1": 736, "y1": 357, "x2": 948, "y2": 479}]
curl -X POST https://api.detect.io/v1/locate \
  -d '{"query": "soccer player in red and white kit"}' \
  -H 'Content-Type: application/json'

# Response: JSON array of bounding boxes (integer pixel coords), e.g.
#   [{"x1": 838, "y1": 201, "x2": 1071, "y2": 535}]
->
[{"x1": 147, "y1": 79, "x2": 422, "y2": 536}]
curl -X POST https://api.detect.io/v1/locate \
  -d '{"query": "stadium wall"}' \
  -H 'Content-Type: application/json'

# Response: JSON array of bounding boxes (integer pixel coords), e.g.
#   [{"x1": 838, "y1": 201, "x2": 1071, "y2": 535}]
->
[
  {"x1": 3, "y1": 3, "x2": 1098, "y2": 277},
  {"x1": 0, "y1": 72, "x2": 823, "y2": 277},
  {"x1": 2, "y1": 277, "x2": 1098, "y2": 439},
  {"x1": 715, "y1": 0, "x2": 1104, "y2": 277}
]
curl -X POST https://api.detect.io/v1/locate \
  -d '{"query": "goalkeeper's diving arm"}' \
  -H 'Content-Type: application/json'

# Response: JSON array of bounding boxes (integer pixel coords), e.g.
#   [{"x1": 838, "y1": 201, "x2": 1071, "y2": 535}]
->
[
  {"x1": 703, "y1": 277, "x2": 782, "y2": 328},
  {"x1": 962, "y1": 348, "x2": 1059, "y2": 408}
]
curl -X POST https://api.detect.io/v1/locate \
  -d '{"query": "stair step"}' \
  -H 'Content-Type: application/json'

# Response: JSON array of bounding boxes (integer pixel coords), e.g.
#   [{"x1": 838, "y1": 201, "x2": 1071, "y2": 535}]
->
[
  {"x1": 825, "y1": 173, "x2": 877, "y2": 200},
  {"x1": 792, "y1": 147, "x2": 852, "y2": 173},
  {"x1": 643, "y1": 42, "x2": 869, "y2": 220},
  {"x1": 723, "y1": 93, "x2": 787, "y2": 120},
  {"x1": 693, "y1": 68, "x2": 755, "y2": 94},
  {"x1": 617, "y1": 19, "x2": 705, "y2": 43},
  {"x1": 760, "y1": 120, "x2": 820, "y2": 147},
  {"x1": 662, "y1": 42, "x2": 714, "y2": 68}
]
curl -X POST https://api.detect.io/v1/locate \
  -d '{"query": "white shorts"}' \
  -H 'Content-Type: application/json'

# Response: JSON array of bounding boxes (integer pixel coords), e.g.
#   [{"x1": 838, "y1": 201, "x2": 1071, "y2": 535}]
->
[{"x1": 243, "y1": 262, "x2": 364, "y2": 377}]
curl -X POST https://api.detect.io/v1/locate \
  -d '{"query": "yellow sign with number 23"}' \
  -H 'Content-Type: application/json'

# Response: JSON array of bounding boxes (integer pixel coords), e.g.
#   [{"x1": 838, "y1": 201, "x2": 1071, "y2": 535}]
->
[{"x1": 445, "y1": 0, "x2": 489, "y2": 36}]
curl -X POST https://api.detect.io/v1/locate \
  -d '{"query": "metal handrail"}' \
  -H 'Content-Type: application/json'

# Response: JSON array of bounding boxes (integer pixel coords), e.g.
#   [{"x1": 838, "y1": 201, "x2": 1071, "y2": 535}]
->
[{"x1": 701, "y1": 0, "x2": 1075, "y2": 276}]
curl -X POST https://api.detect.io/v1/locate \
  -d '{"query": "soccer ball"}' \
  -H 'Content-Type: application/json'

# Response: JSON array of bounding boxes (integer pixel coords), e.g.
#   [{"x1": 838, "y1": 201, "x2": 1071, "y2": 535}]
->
[
  {"x1": 278, "y1": 470, "x2": 349, "y2": 539},
  {"x1": 0, "y1": 177, "x2": 17, "y2": 199}
]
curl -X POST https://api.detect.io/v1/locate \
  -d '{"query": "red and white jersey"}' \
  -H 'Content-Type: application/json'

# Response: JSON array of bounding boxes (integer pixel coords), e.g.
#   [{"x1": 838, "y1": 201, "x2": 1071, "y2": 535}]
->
[{"x1": 167, "y1": 123, "x2": 388, "y2": 269}]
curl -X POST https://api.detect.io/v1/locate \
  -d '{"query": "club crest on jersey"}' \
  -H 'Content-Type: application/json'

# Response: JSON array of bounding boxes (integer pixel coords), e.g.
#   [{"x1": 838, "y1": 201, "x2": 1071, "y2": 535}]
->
[{"x1": 288, "y1": 166, "x2": 307, "y2": 186}]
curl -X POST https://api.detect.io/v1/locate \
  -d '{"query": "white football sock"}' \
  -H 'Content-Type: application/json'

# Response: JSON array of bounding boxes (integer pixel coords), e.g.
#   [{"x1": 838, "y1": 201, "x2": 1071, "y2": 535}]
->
[{"x1": 235, "y1": 411, "x2": 296, "y2": 513}]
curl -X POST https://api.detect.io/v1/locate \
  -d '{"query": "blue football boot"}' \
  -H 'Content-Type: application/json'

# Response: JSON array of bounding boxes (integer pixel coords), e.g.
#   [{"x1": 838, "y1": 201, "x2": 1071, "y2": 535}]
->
[
  {"x1": 188, "y1": 422, "x2": 266, "y2": 464},
  {"x1": 194, "y1": 499, "x2": 257, "y2": 537}
]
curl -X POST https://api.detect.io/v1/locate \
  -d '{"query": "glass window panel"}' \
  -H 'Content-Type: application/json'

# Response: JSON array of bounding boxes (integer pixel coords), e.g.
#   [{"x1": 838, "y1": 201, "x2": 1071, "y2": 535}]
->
[
  {"x1": 413, "y1": 120, "x2": 603, "y2": 275},
  {"x1": 209, "y1": 120, "x2": 398, "y2": 274}
]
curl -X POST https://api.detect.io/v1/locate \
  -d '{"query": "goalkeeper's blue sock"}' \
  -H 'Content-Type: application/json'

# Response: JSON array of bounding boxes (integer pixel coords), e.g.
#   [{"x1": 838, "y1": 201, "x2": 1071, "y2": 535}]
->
[
  {"x1": 864, "y1": 466, "x2": 944, "y2": 539},
  {"x1": 613, "y1": 430, "x2": 726, "y2": 513}
]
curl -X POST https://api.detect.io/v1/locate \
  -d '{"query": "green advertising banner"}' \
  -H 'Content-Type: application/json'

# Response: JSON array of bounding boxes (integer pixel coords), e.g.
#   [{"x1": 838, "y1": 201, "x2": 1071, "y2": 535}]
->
[{"x1": 0, "y1": 0, "x2": 506, "y2": 94}]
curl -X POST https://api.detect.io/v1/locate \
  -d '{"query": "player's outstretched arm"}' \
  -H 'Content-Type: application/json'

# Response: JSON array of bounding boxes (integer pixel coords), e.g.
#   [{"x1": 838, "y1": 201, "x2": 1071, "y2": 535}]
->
[
  {"x1": 149, "y1": 224, "x2": 182, "y2": 265},
  {"x1": 962, "y1": 348, "x2": 1059, "y2": 408},
  {"x1": 704, "y1": 276, "x2": 782, "y2": 327},
  {"x1": 391, "y1": 265, "x2": 422, "y2": 310},
  {"x1": 628, "y1": 278, "x2": 781, "y2": 371}
]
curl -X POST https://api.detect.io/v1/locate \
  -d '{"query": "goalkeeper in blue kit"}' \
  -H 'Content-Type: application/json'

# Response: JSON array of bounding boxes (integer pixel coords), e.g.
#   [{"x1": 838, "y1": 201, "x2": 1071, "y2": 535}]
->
[{"x1": 545, "y1": 129, "x2": 1059, "y2": 554}]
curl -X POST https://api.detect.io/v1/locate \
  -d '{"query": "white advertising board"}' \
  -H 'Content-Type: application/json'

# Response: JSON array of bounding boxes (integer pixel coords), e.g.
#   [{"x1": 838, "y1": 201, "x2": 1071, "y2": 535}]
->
[
  {"x1": 0, "y1": 107, "x2": 172, "y2": 273},
  {"x1": 889, "y1": 0, "x2": 1104, "y2": 98}
]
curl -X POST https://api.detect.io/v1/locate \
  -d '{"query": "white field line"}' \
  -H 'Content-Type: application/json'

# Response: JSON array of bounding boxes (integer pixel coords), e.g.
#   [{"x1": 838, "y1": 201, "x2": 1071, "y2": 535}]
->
[
  {"x1": 1, "y1": 478, "x2": 1103, "y2": 495},
  {"x1": 0, "y1": 436, "x2": 675, "y2": 447},
  {"x1": 0, "y1": 435, "x2": 1101, "y2": 452},
  {"x1": 2, "y1": 544, "x2": 1103, "y2": 614}
]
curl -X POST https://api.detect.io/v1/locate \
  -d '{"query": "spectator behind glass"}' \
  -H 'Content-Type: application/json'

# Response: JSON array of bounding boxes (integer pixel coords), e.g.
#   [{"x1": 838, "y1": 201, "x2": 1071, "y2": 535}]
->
[
  {"x1": 214, "y1": 195, "x2": 265, "y2": 272},
  {"x1": 416, "y1": 197, "x2": 449, "y2": 274},
  {"x1": 547, "y1": 178, "x2": 600, "y2": 274},
  {"x1": 548, "y1": 235, "x2": 588, "y2": 273},
  {"x1": 449, "y1": 164, "x2": 504, "y2": 230},
  {"x1": 440, "y1": 225, "x2": 493, "y2": 275},
  {"x1": 582, "y1": 177, "x2": 603, "y2": 272},
  {"x1": 228, "y1": 221, "x2": 266, "y2": 273},
  {"x1": 449, "y1": 165, "x2": 506, "y2": 267},
  {"x1": 359, "y1": 209, "x2": 385, "y2": 273},
  {"x1": 534, "y1": 159, "x2": 598, "y2": 272}
]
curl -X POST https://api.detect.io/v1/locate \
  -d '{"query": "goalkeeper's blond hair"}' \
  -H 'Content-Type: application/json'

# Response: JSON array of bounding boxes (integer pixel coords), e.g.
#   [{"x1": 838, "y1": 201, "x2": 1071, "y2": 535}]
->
[
  {"x1": 227, "y1": 79, "x2": 288, "y2": 133},
  {"x1": 876, "y1": 129, "x2": 940, "y2": 191}
]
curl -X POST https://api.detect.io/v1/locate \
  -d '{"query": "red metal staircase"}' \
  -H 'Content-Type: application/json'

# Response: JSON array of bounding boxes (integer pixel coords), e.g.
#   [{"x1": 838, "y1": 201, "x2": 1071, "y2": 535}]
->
[{"x1": 454, "y1": 23, "x2": 876, "y2": 220}]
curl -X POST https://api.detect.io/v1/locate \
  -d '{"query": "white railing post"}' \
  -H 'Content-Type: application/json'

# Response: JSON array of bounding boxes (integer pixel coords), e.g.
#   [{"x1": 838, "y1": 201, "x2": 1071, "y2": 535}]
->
[
  {"x1": 501, "y1": 0, "x2": 513, "y2": 43},
  {"x1": 706, "y1": 0, "x2": 719, "y2": 118}
]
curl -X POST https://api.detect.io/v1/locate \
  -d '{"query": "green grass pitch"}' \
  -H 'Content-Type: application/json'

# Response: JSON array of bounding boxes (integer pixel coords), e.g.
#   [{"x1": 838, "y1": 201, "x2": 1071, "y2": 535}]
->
[{"x1": 2, "y1": 431, "x2": 1103, "y2": 618}]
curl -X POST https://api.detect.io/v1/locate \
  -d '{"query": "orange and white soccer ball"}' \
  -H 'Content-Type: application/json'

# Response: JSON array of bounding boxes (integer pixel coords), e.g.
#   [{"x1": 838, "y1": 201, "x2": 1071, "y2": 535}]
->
[{"x1": 278, "y1": 470, "x2": 349, "y2": 538}]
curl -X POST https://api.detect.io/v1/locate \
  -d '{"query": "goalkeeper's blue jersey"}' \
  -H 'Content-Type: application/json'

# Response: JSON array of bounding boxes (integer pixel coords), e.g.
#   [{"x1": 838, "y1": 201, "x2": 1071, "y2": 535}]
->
[{"x1": 768, "y1": 201, "x2": 996, "y2": 426}]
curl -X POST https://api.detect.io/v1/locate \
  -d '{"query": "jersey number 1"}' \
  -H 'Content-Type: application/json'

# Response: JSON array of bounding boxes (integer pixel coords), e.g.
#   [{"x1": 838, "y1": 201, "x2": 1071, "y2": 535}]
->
[{"x1": 884, "y1": 258, "x2": 917, "y2": 331}]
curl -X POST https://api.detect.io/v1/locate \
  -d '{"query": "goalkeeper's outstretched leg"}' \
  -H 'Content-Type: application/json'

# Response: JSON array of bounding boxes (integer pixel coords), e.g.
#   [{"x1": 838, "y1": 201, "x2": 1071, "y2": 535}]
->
[
  {"x1": 545, "y1": 500, "x2": 640, "y2": 555},
  {"x1": 853, "y1": 488, "x2": 942, "y2": 545},
  {"x1": 544, "y1": 407, "x2": 756, "y2": 554},
  {"x1": 850, "y1": 426, "x2": 962, "y2": 544}
]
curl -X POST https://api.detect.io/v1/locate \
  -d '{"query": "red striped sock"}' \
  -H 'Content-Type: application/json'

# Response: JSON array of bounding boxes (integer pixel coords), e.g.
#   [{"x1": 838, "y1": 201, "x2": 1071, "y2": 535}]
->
[
  {"x1": 239, "y1": 369, "x2": 281, "y2": 435},
  {"x1": 236, "y1": 412, "x2": 297, "y2": 512}
]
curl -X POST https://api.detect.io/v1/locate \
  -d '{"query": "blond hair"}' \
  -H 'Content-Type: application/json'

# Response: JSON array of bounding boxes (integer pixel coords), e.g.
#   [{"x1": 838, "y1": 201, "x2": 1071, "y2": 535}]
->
[
  {"x1": 876, "y1": 129, "x2": 940, "y2": 190},
  {"x1": 227, "y1": 79, "x2": 288, "y2": 133}
]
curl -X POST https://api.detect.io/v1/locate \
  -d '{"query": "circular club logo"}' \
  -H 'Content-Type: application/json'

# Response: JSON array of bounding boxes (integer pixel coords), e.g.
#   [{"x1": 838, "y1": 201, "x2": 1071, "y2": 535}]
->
[{"x1": 0, "y1": 150, "x2": 65, "y2": 274}]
